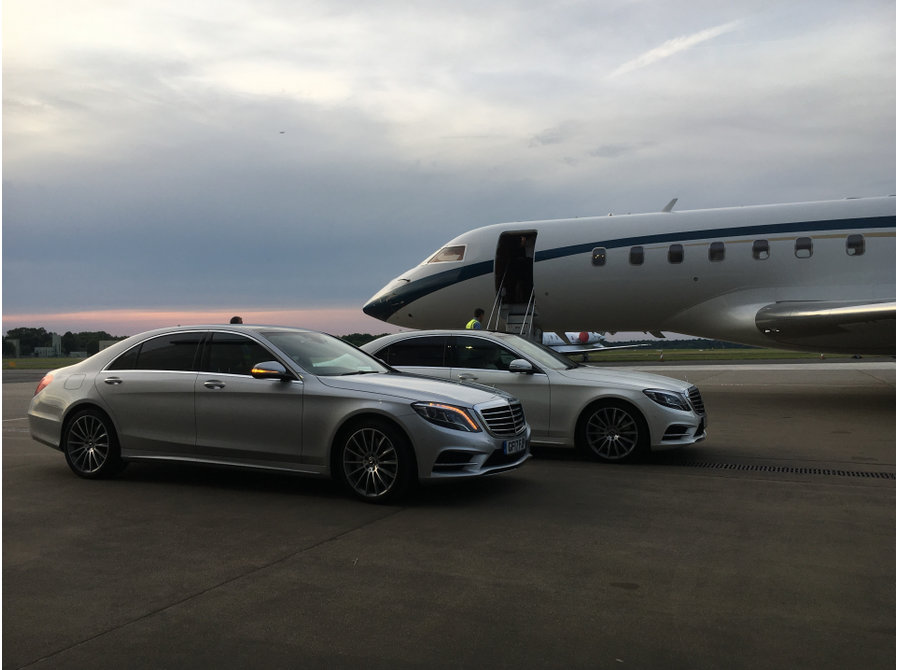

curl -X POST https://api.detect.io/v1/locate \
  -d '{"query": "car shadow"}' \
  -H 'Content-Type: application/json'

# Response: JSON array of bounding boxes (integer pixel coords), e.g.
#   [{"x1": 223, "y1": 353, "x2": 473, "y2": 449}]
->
[{"x1": 115, "y1": 461, "x2": 345, "y2": 500}]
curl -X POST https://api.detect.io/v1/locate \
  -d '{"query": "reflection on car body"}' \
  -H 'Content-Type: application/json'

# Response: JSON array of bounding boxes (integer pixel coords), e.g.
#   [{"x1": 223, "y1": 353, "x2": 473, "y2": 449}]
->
[
  {"x1": 362, "y1": 330, "x2": 707, "y2": 462},
  {"x1": 28, "y1": 325, "x2": 530, "y2": 503}
]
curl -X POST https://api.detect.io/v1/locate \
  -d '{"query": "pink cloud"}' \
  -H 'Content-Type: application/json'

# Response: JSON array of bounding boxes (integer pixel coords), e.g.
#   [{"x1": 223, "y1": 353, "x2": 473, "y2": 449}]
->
[{"x1": 2, "y1": 307, "x2": 404, "y2": 337}]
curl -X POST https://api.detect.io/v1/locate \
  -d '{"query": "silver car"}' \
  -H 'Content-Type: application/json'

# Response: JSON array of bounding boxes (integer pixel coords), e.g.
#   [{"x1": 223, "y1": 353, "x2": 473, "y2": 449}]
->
[
  {"x1": 362, "y1": 330, "x2": 706, "y2": 462},
  {"x1": 28, "y1": 326, "x2": 530, "y2": 503}
]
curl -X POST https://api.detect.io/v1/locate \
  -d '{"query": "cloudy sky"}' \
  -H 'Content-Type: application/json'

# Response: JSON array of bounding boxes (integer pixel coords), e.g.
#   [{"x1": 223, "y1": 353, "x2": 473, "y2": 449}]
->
[{"x1": 3, "y1": 0, "x2": 895, "y2": 336}]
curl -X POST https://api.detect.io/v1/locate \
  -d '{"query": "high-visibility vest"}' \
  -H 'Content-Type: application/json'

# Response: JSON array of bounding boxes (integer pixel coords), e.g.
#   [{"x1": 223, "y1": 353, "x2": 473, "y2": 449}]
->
[{"x1": 466, "y1": 319, "x2": 481, "y2": 329}]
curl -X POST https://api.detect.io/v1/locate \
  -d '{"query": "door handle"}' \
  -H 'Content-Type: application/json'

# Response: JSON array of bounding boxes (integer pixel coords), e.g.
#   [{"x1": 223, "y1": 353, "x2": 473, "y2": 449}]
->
[
  {"x1": 458, "y1": 373, "x2": 478, "y2": 381},
  {"x1": 103, "y1": 377, "x2": 123, "y2": 385},
  {"x1": 203, "y1": 380, "x2": 226, "y2": 389}
]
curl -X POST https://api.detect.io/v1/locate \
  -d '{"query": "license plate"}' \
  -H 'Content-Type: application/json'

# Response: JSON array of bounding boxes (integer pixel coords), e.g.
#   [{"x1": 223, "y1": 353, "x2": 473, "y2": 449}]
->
[{"x1": 503, "y1": 436, "x2": 526, "y2": 455}]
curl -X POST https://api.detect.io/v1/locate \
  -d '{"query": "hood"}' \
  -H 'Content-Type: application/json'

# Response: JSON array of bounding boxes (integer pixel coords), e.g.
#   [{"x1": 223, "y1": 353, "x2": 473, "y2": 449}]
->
[
  {"x1": 555, "y1": 365, "x2": 694, "y2": 392},
  {"x1": 318, "y1": 371, "x2": 515, "y2": 406}
]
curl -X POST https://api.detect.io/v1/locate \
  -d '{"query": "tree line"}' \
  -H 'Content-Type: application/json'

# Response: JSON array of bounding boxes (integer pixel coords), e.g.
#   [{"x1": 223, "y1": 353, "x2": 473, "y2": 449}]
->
[
  {"x1": 3, "y1": 327, "x2": 128, "y2": 357},
  {"x1": 2, "y1": 328, "x2": 389, "y2": 358}
]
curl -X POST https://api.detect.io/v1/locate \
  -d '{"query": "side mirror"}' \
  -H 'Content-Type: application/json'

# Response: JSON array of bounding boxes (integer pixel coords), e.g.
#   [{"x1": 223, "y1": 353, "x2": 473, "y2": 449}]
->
[
  {"x1": 251, "y1": 361, "x2": 293, "y2": 381},
  {"x1": 508, "y1": 358, "x2": 534, "y2": 374}
]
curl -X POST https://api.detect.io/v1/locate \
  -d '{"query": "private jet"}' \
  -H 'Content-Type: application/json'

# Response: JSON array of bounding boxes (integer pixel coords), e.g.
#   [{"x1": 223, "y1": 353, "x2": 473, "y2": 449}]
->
[{"x1": 363, "y1": 196, "x2": 895, "y2": 355}]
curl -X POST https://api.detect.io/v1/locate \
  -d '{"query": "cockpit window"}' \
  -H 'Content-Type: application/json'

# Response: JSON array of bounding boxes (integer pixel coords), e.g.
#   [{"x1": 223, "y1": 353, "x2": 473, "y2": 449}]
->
[{"x1": 427, "y1": 245, "x2": 466, "y2": 263}]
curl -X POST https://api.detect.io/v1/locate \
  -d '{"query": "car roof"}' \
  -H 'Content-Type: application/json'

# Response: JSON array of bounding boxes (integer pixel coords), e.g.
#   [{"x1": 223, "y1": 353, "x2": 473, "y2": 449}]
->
[{"x1": 375, "y1": 330, "x2": 526, "y2": 342}]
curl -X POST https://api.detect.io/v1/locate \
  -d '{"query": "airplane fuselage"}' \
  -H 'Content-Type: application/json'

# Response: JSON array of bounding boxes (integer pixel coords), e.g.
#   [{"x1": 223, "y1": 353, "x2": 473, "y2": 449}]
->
[{"x1": 364, "y1": 197, "x2": 896, "y2": 354}]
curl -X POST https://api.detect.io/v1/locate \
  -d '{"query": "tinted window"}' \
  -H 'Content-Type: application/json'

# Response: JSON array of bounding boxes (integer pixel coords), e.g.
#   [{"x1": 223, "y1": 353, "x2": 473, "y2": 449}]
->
[
  {"x1": 202, "y1": 333, "x2": 273, "y2": 376},
  {"x1": 592, "y1": 247, "x2": 607, "y2": 266},
  {"x1": 629, "y1": 246, "x2": 644, "y2": 265},
  {"x1": 795, "y1": 237, "x2": 813, "y2": 258},
  {"x1": 377, "y1": 337, "x2": 448, "y2": 367},
  {"x1": 668, "y1": 244, "x2": 684, "y2": 264},
  {"x1": 846, "y1": 234, "x2": 865, "y2": 256},
  {"x1": 108, "y1": 333, "x2": 202, "y2": 371},
  {"x1": 452, "y1": 336, "x2": 518, "y2": 371},
  {"x1": 708, "y1": 242, "x2": 725, "y2": 262},
  {"x1": 752, "y1": 240, "x2": 770, "y2": 260},
  {"x1": 107, "y1": 345, "x2": 139, "y2": 370}
]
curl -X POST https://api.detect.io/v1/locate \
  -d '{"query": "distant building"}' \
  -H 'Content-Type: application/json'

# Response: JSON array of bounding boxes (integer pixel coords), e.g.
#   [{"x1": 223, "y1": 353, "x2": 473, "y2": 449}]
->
[
  {"x1": 5, "y1": 339, "x2": 21, "y2": 357},
  {"x1": 31, "y1": 334, "x2": 65, "y2": 357}
]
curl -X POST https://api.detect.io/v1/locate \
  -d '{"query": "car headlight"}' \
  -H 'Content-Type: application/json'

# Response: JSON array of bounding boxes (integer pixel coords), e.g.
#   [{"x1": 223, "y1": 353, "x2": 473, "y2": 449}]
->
[
  {"x1": 412, "y1": 402, "x2": 482, "y2": 432},
  {"x1": 643, "y1": 389, "x2": 691, "y2": 412}
]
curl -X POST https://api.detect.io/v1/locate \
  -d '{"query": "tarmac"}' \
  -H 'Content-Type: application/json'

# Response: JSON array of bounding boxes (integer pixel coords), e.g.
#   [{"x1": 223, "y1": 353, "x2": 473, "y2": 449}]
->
[{"x1": 2, "y1": 361, "x2": 895, "y2": 669}]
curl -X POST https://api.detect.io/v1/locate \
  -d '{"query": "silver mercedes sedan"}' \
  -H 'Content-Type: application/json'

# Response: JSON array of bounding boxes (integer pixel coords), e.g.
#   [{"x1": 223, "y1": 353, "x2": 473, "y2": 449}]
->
[
  {"x1": 28, "y1": 325, "x2": 530, "y2": 503},
  {"x1": 362, "y1": 331, "x2": 707, "y2": 462}
]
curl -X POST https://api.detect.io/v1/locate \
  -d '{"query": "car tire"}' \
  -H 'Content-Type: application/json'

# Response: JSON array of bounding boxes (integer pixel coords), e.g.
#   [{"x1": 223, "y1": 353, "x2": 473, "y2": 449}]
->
[
  {"x1": 63, "y1": 409, "x2": 126, "y2": 479},
  {"x1": 576, "y1": 401, "x2": 648, "y2": 463},
  {"x1": 336, "y1": 419, "x2": 415, "y2": 503}
]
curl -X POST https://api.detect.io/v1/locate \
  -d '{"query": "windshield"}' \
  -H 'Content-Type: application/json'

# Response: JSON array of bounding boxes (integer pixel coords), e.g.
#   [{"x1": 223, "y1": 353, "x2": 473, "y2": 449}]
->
[
  {"x1": 504, "y1": 335, "x2": 579, "y2": 370},
  {"x1": 262, "y1": 331, "x2": 389, "y2": 376},
  {"x1": 426, "y1": 245, "x2": 466, "y2": 263}
]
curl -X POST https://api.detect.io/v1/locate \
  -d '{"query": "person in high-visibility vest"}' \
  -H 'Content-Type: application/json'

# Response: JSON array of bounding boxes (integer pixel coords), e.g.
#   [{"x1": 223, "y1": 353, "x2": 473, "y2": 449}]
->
[{"x1": 465, "y1": 308, "x2": 484, "y2": 330}]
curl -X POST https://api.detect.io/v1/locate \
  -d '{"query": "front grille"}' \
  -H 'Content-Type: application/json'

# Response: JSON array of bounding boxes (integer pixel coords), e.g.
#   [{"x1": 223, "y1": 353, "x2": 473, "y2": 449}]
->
[
  {"x1": 479, "y1": 402, "x2": 526, "y2": 437},
  {"x1": 687, "y1": 386, "x2": 705, "y2": 415}
]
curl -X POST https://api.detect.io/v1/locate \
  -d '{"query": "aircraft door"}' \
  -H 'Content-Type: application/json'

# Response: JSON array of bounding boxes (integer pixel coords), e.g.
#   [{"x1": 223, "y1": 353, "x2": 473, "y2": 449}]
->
[{"x1": 495, "y1": 232, "x2": 537, "y2": 304}]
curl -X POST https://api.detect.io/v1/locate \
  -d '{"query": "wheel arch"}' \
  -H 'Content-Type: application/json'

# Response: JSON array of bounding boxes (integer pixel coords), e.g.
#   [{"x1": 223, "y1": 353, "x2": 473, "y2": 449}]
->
[
  {"x1": 60, "y1": 402, "x2": 120, "y2": 448},
  {"x1": 328, "y1": 411, "x2": 418, "y2": 478},
  {"x1": 574, "y1": 396, "x2": 651, "y2": 459}
]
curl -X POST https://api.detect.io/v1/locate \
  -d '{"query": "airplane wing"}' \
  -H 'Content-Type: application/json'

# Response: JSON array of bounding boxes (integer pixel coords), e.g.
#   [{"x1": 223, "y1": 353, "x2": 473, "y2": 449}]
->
[{"x1": 755, "y1": 300, "x2": 896, "y2": 354}]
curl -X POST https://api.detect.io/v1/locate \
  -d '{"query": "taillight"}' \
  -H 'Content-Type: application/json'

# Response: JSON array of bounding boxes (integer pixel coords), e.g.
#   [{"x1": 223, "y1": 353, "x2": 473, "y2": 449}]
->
[{"x1": 34, "y1": 374, "x2": 53, "y2": 396}]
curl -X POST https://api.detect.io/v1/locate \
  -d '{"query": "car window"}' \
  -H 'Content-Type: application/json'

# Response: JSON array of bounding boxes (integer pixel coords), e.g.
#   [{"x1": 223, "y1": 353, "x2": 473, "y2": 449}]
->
[
  {"x1": 201, "y1": 333, "x2": 273, "y2": 376},
  {"x1": 498, "y1": 335, "x2": 577, "y2": 370},
  {"x1": 376, "y1": 336, "x2": 448, "y2": 367},
  {"x1": 261, "y1": 330, "x2": 388, "y2": 376},
  {"x1": 107, "y1": 333, "x2": 202, "y2": 371},
  {"x1": 452, "y1": 336, "x2": 518, "y2": 371}
]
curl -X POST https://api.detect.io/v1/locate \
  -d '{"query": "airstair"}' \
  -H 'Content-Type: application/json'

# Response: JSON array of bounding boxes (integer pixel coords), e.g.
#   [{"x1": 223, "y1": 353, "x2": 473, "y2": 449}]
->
[{"x1": 486, "y1": 279, "x2": 540, "y2": 341}]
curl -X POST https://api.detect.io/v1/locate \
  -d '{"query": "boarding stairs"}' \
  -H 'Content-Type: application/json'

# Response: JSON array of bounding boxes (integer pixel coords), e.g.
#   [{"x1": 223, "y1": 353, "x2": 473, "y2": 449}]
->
[{"x1": 486, "y1": 281, "x2": 540, "y2": 341}]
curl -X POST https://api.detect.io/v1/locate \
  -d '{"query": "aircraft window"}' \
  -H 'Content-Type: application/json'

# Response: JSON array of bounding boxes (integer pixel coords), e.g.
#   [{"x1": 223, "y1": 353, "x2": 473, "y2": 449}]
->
[
  {"x1": 752, "y1": 240, "x2": 770, "y2": 260},
  {"x1": 376, "y1": 337, "x2": 448, "y2": 367},
  {"x1": 795, "y1": 237, "x2": 813, "y2": 258},
  {"x1": 592, "y1": 247, "x2": 607, "y2": 266},
  {"x1": 668, "y1": 244, "x2": 684, "y2": 264},
  {"x1": 427, "y1": 245, "x2": 465, "y2": 263},
  {"x1": 629, "y1": 246, "x2": 644, "y2": 265},
  {"x1": 846, "y1": 234, "x2": 865, "y2": 256},
  {"x1": 708, "y1": 242, "x2": 725, "y2": 262}
]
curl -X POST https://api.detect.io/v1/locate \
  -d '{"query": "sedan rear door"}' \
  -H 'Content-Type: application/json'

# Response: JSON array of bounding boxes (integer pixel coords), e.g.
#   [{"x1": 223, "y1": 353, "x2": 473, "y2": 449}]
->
[
  {"x1": 96, "y1": 332, "x2": 202, "y2": 456},
  {"x1": 370, "y1": 335, "x2": 453, "y2": 380}
]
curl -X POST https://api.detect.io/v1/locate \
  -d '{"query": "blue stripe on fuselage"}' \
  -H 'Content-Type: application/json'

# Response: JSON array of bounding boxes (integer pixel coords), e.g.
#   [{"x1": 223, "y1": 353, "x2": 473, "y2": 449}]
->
[
  {"x1": 363, "y1": 215, "x2": 896, "y2": 321},
  {"x1": 535, "y1": 215, "x2": 896, "y2": 262}
]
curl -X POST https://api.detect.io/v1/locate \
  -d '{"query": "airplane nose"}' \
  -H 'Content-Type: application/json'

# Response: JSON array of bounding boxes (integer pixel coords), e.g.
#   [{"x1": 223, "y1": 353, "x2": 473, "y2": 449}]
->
[
  {"x1": 362, "y1": 296, "x2": 390, "y2": 321},
  {"x1": 362, "y1": 278, "x2": 410, "y2": 323}
]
